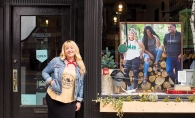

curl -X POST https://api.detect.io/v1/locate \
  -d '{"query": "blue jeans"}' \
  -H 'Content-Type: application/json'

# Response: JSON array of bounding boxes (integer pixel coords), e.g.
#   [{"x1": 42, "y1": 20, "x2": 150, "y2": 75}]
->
[
  {"x1": 166, "y1": 57, "x2": 181, "y2": 84},
  {"x1": 123, "y1": 57, "x2": 140, "y2": 89},
  {"x1": 143, "y1": 48, "x2": 163, "y2": 76}
]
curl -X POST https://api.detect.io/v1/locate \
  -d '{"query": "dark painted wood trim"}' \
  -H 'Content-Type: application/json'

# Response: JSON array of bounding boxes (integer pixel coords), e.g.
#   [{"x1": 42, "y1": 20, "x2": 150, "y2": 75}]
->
[
  {"x1": 9, "y1": 0, "x2": 71, "y2": 5},
  {"x1": 84, "y1": 0, "x2": 104, "y2": 118},
  {"x1": 4, "y1": 1, "x2": 12, "y2": 118},
  {"x1": 0, "y1": 6, "x2": 4, "y2": 118}
]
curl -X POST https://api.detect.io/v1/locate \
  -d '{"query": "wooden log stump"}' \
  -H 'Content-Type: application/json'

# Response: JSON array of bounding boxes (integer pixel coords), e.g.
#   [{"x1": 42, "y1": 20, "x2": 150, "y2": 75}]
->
[
  {"x1": 101, "y1": 69, "x2": 113, "y2": 95},
  {"x1": 138, "y1": 76, "x2": 143, "y2": 84},
  {"x1": 162, "y1": 52, "x2": 166, "y2": 58},
  {"x1": 154, "y1": 84, "x2": 162, "y2": 90},
  {"x1": 138, "y1": 72, "x2": 144, "y2": 77},
  {"x1": 161, "y1": 70, "x2": 168, "y2": 78},
  {"x1": 169, "y1": 78, "x2": 174, "y2": 85},
  {"x1": 153, "y1": 66, "x2": 157, "y2": 71},
  {"x1": 163, "y1": 81, "x2": 171, "y2": 89},
  {"x1": 157, "y1": 72, "x2": 161, "y2": 76},
  {"x1": 160, "y1": 61, "x2": 166, "y2": 68},
  {"x1": 155, "y1": 76, "x2": 165, "y2": 85},
  {"x1": 141, "y1": 82, "x2": 151, "y2": 90},
  {"x1": 160, "y1": 69, "x2": 164, "y2": 72},
  {"x1": 159, "y1": 56, "x2": 164, "y2": 61},
  {"x1": 150, "y1": 72, "x2": 154, "y2": 76},
  {"x1": 149, "y1": 60, "x2": 153, "y2": 65},
  {"x1": 148, "y1": 67, "x2": 153, "y2": 72},
  {"x1": 149, "y1": 75, "x2": 156, "y2": 82}
]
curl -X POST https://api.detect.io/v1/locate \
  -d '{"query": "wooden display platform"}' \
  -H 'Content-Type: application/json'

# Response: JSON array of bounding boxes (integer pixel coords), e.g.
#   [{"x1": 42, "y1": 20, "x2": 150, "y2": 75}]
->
[{"x1": 100, "y1": 101, "x2": 195, "y2": 113}]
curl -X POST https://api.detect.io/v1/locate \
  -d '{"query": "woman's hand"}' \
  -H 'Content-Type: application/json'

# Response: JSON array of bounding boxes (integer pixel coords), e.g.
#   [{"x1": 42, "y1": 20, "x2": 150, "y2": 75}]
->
[
  {"x1": 75, "y1": 102, "x2": 81, "y2": 111},
  {"x1": 149, "y1": 53, "x2": 154, "y2": 60},
  {"x1": 49, "y1": 80, "x2": 54, "y2": 85},
  {"x1": 140, "y1": 55, "x2": 143, "y2": 59},
  {"x1": 152, "y1": 34, "x2": 157, "y2": 38}
]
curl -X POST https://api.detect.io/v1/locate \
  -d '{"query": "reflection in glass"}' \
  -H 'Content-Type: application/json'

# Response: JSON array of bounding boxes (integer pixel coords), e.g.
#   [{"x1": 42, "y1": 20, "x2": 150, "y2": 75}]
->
[{"x1": 21, "y1": 16, "x2": 62, "y2": 105}]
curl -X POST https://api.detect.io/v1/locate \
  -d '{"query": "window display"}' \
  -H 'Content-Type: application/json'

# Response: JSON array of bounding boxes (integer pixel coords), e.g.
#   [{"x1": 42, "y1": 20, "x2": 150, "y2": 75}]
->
[{"x1": 101, "y1": 22, "x2": 186, "y2": 95}]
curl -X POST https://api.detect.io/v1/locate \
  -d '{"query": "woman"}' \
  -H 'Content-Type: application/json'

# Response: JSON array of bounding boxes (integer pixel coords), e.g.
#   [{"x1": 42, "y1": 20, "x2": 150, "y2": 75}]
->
[
  {"x1": 142, "y1": 26, "x2": 163, "y2": 85},
  {"x1": 123, "y1": 28, "x2": 145, "y2": 90},
  {"x1": 42, "y1": 40, "x2": 86, "y2": 118}
]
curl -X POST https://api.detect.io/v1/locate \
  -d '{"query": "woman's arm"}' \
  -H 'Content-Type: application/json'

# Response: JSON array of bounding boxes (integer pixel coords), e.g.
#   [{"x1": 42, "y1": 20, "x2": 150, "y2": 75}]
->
[
  {"x1": 42, "y1": 58, "x2": 56, "y2": 85},
  {"x1": 153, "y1": 34, "x2": 161, "y2": 47},
  {"x1": 144, "y1": 49, "x2": 154, "y2": 60},
  {"x1": 138, "y1": 41, "x2": 145, "y2": 58}
]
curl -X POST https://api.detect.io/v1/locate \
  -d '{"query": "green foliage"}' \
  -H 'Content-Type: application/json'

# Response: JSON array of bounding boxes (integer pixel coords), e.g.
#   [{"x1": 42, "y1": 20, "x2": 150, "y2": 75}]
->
[
  {"x1": 121, "y1": 24, "x2": 181, "y2": 45},
  {"x1": 162, "y1": 96, "x2": 170, "y2": 102},
  {"x1": 139, "y1": 94, "x2": 148, "y2": 102},
  {"x1": 92, "y1": 93, "x2": 195, "y2": 118},
  {"x1": 148, "y1": 94, "x2": 158, "y2": 102},
  {"x1": 174, "y1": 97, "x2": 182, "y2": 102},
  {"x1": 102, "y1": 47, "x2": 116, "y2": 69},
  {"x1": 187, "y1": 94, "x2": 195, "y2": 102},
  {"x1": 92, "y1": 94, "x2": 134, "y2": 118}
]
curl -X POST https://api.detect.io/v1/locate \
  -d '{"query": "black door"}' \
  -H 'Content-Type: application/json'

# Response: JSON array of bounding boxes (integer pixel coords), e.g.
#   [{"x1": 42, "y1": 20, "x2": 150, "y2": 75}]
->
[{"x1": 12, "y1": 6, "x2": 70, "y2": 118}]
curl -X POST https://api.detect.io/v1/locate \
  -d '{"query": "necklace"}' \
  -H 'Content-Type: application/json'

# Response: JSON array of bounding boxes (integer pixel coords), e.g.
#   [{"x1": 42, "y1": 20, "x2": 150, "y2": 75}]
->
[{"x1": 65, "y1": 59, "x2": 76, "y2": 67}]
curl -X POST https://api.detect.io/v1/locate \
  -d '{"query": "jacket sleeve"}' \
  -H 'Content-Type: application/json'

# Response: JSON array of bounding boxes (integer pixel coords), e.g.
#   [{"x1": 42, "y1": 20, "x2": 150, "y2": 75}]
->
[
  {"x1": 76, "y1": 75, "x2": 84, "y2": 102},
  {"x1": 42, "y1": 57, "x2": 56, "y2": 85}
]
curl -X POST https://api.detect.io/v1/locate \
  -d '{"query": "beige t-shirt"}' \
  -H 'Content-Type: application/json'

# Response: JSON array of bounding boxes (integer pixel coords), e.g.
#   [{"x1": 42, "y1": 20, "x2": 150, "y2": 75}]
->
[{"x1": 47, "y1": 67, "x2": 76, "y2": 103}]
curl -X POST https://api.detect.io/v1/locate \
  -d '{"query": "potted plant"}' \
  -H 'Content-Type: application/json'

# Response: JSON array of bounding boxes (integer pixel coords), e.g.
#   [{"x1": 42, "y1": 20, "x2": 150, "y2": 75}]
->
[
  {"x1": 101, "y1": 47, "x2": 117, "y2": 95},
  {"x1": 102, "y1": 47, "x2": 116, "y2": 75}
]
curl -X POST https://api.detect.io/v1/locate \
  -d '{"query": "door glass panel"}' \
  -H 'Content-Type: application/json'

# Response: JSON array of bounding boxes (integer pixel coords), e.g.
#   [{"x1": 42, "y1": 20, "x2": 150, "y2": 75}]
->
[{"x1": 21, "y1": 15, "x2": 62, "y2": 105}]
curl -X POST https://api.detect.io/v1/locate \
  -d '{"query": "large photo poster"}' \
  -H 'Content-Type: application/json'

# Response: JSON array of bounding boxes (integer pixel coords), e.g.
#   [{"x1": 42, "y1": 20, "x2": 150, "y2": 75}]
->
[{"x1": 119, "y1": 22, "x2": 183, "y2": 91}]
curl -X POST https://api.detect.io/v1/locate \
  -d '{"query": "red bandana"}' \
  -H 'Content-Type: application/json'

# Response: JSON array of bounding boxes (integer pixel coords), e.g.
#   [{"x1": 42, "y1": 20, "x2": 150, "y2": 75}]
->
[{"x1": 66, "y1": 59, "x2": 76, "y2": 67}]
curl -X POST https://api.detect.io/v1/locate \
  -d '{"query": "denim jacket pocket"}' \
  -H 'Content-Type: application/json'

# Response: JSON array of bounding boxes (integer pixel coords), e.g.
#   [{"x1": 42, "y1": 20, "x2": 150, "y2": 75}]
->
[{"x1": 50, "y1": 79, "x2": 60, "y2": 92}]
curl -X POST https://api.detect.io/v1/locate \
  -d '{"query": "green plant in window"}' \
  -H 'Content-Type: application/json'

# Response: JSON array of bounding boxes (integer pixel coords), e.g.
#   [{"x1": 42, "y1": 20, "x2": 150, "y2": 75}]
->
[
  {"x1": 92, "y1": 94, "x2": 135, "y2": 118},
  {"x1": 139, "y1": 93, "x2": 148, "y2": 102},
  {"x1": 102, "y1": 47, "x2": 116, "y2": 69},
  {"x1": 187, "y1": 94, "x2": 195, "y2": 102},
  {"x1": 148, "y1": 94, "x2": 158, "y2": 102},
  {"x1": 162, "y1": 96, "x2": 170, "y2": 102},
  {"x1": 174, "y1": 96, "x2": 182, "y2": 102}
]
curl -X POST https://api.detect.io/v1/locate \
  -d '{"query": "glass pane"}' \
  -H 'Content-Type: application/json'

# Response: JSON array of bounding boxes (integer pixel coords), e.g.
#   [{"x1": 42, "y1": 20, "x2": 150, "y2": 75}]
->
[
  {"x1": 21, "y1": 15, "x2": 62, "y2": 105},
  {"x1": 102, "y1": 2, "x2": 184, "y2": 95}
]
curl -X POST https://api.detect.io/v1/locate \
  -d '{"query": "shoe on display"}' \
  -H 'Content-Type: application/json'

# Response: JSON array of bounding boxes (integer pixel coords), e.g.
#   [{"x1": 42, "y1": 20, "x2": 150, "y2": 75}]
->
[{"x1": 126, "y1": 89, "x2": 136, "y2": 94}]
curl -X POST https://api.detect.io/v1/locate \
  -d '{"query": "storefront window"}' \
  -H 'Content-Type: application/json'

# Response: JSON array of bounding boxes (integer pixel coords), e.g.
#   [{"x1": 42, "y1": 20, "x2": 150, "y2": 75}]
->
[
  {"x1": 21, "y1": 15, "x2": 62, "y2": 105},
  {"x1": 101, "y1": 0, "x2": 191, "y2": 96}
]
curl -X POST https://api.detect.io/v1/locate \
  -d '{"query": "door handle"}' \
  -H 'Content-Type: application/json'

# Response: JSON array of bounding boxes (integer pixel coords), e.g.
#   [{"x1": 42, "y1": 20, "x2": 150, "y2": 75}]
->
[{"x1": 13, "y1": 69, "x2": 18, "y2": 92}]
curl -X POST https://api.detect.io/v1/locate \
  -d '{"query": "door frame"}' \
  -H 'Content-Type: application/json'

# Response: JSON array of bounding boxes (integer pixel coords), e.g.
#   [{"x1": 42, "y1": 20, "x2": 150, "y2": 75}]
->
[
  {"x1": 0, "y1": 5, "x2": 4, "y2": 118},
  {"x1": 11, "y1": 6, "x2": 70, "y2": 118}
]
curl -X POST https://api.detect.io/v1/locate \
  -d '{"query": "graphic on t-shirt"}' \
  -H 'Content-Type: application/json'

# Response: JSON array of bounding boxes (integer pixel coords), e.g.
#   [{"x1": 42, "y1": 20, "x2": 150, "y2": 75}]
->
[
  {"x1": 62, "y1": 73, "x2": 75, "y2": 89},
  {"x1": 127, "y1": 44, "x2": 136, "y2": 50}
]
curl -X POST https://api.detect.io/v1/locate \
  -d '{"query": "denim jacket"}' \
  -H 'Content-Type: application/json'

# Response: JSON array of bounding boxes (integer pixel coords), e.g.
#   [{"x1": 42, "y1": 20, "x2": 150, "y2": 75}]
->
[{"x1": 42, "y1": 57, "x2": 84, "y2": 102}]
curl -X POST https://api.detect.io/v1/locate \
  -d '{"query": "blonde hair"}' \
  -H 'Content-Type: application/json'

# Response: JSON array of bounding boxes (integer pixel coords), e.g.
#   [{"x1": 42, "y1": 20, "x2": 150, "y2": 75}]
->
[
  {"x1": 60, "y1": 40, "x2": 86, "y2": 75},
  {"x1": 128, "y1": 28, "x2": 138, "y2": 42}
]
